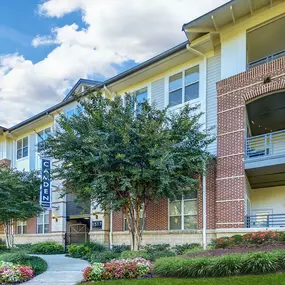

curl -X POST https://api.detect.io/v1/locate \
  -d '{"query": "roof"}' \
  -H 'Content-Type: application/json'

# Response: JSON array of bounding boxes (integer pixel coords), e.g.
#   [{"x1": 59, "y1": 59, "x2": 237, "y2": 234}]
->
[
  {"x1": 5, "y1": 41, "x2": 188, "y2": 133},
  {"x1": 62, "y1": 78, "x2": 101, "y2": 102},
  {"x1": 182, "y1": 0, "x2": 279, "y2": 42}
]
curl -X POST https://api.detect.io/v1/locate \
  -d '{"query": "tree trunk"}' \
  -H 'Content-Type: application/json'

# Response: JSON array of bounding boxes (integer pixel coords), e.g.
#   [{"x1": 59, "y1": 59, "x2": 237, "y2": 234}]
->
[{"x1": 3, "y1": 220, "x2": 14, "y2": 248}]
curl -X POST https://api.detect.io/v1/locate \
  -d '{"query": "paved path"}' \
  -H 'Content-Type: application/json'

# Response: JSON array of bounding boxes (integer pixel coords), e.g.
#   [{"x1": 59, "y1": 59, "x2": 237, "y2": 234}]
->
[{"x1": 26, "y1": 254, "x2": 89, "y2": 285}]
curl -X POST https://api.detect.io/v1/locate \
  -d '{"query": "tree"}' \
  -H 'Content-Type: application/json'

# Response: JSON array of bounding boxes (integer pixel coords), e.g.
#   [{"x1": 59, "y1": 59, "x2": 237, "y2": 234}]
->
[
  {"x1": 0, "y1": 166, "x2": 42, "y2": 248},
  {"x1": 45, "y1": 92, "x2": 214, "y2": 250}
]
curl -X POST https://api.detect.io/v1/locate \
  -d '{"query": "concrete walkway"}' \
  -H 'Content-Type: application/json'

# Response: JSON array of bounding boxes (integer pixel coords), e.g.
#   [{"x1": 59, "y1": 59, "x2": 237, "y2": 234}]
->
[{"x1": 26, "y1": 254, "x2": 89, "y2": 285}]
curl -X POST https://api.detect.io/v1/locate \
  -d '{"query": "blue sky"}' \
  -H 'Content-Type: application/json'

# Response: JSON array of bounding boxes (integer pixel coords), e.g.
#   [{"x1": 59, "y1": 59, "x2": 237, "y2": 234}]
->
[{"x1": 0, "y1": 0, "x2": 228, "y2": 127}]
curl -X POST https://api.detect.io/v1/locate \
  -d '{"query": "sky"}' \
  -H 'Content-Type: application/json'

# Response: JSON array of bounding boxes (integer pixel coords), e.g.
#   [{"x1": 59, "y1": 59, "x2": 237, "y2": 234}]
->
[{"x1": 0, "y1": 0, "x2": 229, "y2": 127}]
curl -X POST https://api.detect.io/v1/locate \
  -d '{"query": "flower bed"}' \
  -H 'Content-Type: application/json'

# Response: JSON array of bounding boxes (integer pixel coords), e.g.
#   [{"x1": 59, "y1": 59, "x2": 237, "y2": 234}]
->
[
  {"x1": 211, "y1": 231, "x2": 285, "y2": 249},
  {"x1": 83, "y1": 258, "x2": 152, "y2": 282},
  {"x1": 0, "y1": 261, "x2": 34, "y2": 284}
]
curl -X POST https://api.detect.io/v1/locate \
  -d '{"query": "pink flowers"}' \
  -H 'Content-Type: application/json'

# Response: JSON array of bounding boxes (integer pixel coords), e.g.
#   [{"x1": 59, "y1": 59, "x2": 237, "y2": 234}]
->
[
  {"x1": 83, "y1": 258, "x2": 152, "y2": 281},
  {"x1": 0, "y1": 261, "x2": 34, "y2": 283}
]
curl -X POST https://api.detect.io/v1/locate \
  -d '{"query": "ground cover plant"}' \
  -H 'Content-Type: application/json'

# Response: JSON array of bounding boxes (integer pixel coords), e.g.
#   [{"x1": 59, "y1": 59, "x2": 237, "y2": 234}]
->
[
  {"x1": 0, "y1": 261, "x2": 34, "y2": 284},
  {"x1": 83, "y1": 258, "x2": 152, "y2": 282}
]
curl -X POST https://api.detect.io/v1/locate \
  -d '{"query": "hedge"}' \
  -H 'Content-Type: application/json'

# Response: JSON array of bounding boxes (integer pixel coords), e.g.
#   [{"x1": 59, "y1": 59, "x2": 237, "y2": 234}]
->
[
  {"x1": 153, "y1": 250, "x2": 285, "y2": 278},
  {"x1": 29, "y1": 241, "x2": 64, "y2": 254}
]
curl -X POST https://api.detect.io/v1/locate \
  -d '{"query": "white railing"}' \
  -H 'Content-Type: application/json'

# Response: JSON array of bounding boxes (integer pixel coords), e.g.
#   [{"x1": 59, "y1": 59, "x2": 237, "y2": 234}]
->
[
  {"x1": 247, "y1": 50, "x2": 285, "y2": 70},
  {"x1": 245, "y1": 130, "x2": 285, "y2": 160}
]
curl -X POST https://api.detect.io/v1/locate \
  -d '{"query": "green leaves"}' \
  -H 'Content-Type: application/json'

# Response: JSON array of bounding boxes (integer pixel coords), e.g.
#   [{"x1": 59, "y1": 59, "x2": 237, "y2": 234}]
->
[
  {"x1": 44, "y1": 91, "x2": 214, "y2": 248},
  {"x1": 0, "y1": 166, "x2": 42, "y2": 224}
]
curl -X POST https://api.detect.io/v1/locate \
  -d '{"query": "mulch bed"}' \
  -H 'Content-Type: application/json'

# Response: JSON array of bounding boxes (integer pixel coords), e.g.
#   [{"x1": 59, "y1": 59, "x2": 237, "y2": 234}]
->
[{"x1": 186, "y1": 244, "x2": 285, "y2": 258}]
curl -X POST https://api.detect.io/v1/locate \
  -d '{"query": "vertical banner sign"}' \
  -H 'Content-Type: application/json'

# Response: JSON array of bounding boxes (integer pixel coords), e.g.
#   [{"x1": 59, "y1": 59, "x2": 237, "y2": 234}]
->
[{"x1": 41, "y1": 159, "x2": 51, "y2": 209}]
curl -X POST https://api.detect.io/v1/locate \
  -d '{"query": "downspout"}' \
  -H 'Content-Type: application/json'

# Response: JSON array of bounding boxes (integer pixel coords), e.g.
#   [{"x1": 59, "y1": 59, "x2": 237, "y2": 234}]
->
[
  {"x1": 109, "y1": 208, "x2": 113, "y2": 249},
  {"x1": 186, "y1": 44, "x2": 208, "y2": 249}
]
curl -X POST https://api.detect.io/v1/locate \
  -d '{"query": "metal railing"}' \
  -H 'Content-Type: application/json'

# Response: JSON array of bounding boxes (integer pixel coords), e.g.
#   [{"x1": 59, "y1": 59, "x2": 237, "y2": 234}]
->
[
  {"x1": 245, "y1": 214, "x2": 285, "y2": 228},
  {"x1": 247, "y1": 50, "x2": 285, "y2": 70},
  {"x1": 245, "y1": 129, "x2": 285, "y2": 160}
]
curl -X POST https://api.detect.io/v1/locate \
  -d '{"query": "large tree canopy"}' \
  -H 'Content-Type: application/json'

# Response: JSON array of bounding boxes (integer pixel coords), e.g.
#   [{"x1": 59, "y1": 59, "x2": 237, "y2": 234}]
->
[
  {"x1": 45, "y1": 92, "x2": 214, "y2": 249},
  {"x1": 0, "y1": 166, "x2": 42, "y2": 248}
]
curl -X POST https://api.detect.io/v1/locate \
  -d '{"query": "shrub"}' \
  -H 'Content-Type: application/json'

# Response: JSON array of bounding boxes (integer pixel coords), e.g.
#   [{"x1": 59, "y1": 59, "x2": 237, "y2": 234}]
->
[
  {"x1": 242, "y1": 231, "x2": 283, "y2": 246},
  {"x1": 67, "y1": 244, "x2": 91, "y2": 258},
  {"x1": 231, "y1": 234, "x2": 243, "y2": 243},
  {"x1": 89, "y1": 251, "x2": 120, "y2": 263},
  {"x1": 143, "y1": 244, "x2": 171, "y2": 252},
  {"x1": 29, "y1": 241, "x2": 64, "y2": 254},
  {"x1": 0, "y1": 252, "x2": 48, "y2": 275},
  {"x1": 153, "y1": 250, "x2": 285, "y2": 278},
  {"x1": 211, "y1": 237, "x2": 236, "y2": 249},
  {"x1": 120, "y1": 250, "x2": 149, "y2": 260},
  {"x1": 83, "y1": 258, "x2": 152, "y2": 281},
  {"x1": 112, "y1": 244, "x2": 131, "y2": 253},
  {"x1": 147, "y1": 250, "x2": 175, "y2": 261},
  {"x1": 173, "y1": 243, "x2": 201, "y2": 255},
  {"x1": 0, "y1": 261, "x2": 34, "y2": 283},
  {"x1": 86, "y1": 242, "x2": 106, "y2": 252}
]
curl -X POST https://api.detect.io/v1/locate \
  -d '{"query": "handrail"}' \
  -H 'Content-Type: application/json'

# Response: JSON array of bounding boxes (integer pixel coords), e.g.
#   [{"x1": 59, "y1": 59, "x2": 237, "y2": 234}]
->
[
  {"x1": 245, "y1": 213, "x2": 285, "y2": 228},
  {"x1": 247, "y1": 49, "x2": 285, "y2": 70},
  {"x1": 245, "y1": 129, "x2": 285, "y2": 160}
]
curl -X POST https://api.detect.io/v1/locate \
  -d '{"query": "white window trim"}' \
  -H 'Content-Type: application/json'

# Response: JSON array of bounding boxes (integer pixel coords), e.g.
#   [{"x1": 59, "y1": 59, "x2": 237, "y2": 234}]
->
[
  {"x1": 36, "y1": 127, "x2": 52, "y2": 153},
  {"x1": 16, "y1": 136, "x2": 29, "y2": 161},
  {"x1": 166, "y1": 64, "x2": 201, "y2": 110},
  {"x1": 168, "y1": 196, "x2": 197, "y2": 231},
  {"x1": 37, "y1": 211, "x2": 50, "y2": 234},
  {"x1": 16, "y1": 220, "x2": 27, "y2": 235}
]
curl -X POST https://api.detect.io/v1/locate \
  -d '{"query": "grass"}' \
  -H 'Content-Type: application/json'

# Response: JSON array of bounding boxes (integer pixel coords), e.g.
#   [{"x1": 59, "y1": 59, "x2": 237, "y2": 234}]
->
[
  {"x1": 79, "y1": 273, "x2": 285, "y2": 285},
  {"x1": 0, "y1": 251, "x2": 48, "y2": 275}
]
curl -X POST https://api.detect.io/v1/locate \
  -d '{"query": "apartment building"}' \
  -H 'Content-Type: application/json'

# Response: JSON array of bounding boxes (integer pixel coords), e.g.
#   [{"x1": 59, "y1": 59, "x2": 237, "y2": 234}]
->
[{"x1": 1, "y1": 0, "x2": 285, "y2": 247}]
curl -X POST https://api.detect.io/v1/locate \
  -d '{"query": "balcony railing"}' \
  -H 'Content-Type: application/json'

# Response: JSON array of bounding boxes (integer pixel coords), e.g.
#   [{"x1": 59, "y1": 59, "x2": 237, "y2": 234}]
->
[
  {"x1": 247, "y1": 49, "x2": 285, "y2": 70},
  {"x1": 245, "y1": 129, "x2": 285, "y2": 160},
  {"x1": 245, "y1": 214, "x2": 285, "y2": 228}
]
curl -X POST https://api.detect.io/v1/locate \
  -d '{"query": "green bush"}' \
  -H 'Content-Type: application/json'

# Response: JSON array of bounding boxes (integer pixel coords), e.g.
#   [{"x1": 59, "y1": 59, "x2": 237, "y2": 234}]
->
[
  {"x1": 153, "y1": 250, "x2": 285, "y2": 278},
  {"x1": 173, "y1": 243, "x2": 201, "y2": 255},
  {"x1": 30, "y1": 241, "x2": 64, "y2": 254},
  {"x1": 120, "y1": 250, "x2": 149, "y2": 260},
  {"x1": 68, "y1": 244, "x2": 91, "y2": 258},
  {"x1": 89, "y1": 250, "x2": 120, "y2": 263},
  {"x1": 0, "y1": 252, "x2": 48, "y2": 275},
  {"x1": 112, "y1": 244, "x2": 130, "y2": 253},
  {"x1": 147, "y1": 249, "x2": 175, "y2": 261},
  {"x1": 143, "y1": 243, "x2": 171, "y2": 252},
  {"x1": 86, "y1": 242, "x2": 106, "y2": 252},
  {"x1": 231, "y1": 235, "x2": 243, "y2": 243}
]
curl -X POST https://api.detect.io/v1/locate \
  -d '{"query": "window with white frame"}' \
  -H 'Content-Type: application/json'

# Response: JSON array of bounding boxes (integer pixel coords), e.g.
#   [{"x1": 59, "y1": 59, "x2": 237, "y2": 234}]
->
[
  {"x1": 66, "y1": 106, "x2": 83, "y2": 119},
  {"x1": 16, "y1": 221, "x2": 27, "y2": 234},
  {"x1": 135, "y1": 87, "x2": 148, "y2": 113},
  {"x1": 169, "y1": 192, "x2": 197, "y2": 230},
  {"x1": 169, "y1": 66, "x2": 199, "y2": 107},
  {"x1": 124, "y1": 207, "x2": 145, "y2": 231},
  {"x1": 37, "y1": 127, "x2": 52, "y2": 152},
  {"x1": 37, "y1": 211, "x2": 50, "y2": 234},
  {"x1": 16, "y1": 137, "x2": 28, "y2": 159}
]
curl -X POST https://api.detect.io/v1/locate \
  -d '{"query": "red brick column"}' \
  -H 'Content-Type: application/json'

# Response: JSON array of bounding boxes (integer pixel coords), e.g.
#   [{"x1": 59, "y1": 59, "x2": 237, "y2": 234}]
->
[
  {"x1": 216, "y1": 57, "x2": 285, "y2": 228},
  {"x1": 145, "y1": 199, "x2": 168, "y2": 231}
]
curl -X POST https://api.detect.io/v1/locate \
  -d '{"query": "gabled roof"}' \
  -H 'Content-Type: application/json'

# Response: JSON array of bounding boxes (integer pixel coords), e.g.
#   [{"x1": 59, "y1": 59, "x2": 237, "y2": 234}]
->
[
  {"x1": 62, "y1": 78, "x2": 101, "y2": 102},
  {"x1": 0, "y1": 126, "x2": 7, "y2": 131}
]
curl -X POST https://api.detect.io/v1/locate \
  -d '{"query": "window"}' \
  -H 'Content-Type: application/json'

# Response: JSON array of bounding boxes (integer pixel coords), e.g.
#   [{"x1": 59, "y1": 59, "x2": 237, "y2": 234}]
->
[
  {"x1": 169, "y1": 192, "x2": 197, "y2": 230},
  {"x1": 135, "y1": 87, "x2": 148, "y2": 113},
  {"x1": 124, "y1": 208, "x2": 145, "y2": 231},
  {"x1": 17, "y1": 137, "x2": 28, "y2": 159},
  {"x1": 16, "y1": 221, "x2": 27, "y2": 234},
  {"x1": 37, "y1": 211, "x2": 50, "y2": 234},
  {"x1": 66, "y1": 106, "x2": 83, "y2": 119},
  {"x1": 169, "y1": 66, "x2": 199, "y2": 107},
  {"x1": 38, "y1": 127, "x2": 52, "y2": 152}
]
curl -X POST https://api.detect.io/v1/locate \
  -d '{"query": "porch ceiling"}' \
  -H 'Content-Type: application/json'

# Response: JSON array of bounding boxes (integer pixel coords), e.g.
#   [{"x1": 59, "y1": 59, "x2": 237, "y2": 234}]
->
[
  {"x1": 246, "y1": 162, "x2": 285, "y2": 188},
  {"x1": 247, "y1": 91, "x2": 285, "y2": 136}
]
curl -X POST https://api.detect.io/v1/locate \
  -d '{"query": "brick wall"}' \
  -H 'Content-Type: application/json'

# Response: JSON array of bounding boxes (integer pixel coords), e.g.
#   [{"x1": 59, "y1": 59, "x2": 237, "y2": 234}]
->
[{"x1": 216, "y1": 57, "x2": 285, "y2": 228}]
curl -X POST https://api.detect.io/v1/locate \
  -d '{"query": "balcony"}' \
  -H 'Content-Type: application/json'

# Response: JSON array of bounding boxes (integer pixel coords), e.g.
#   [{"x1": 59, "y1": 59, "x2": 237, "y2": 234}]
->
[
  {"x1": 245, "y1": 214, "x2": 285, "y2": 228},
  {"x1": 247, "y1": 50, "x2": 285, "y2": 70},
  {"x1": 245, "y1": 130, "x2": 285, "y2": 160}
]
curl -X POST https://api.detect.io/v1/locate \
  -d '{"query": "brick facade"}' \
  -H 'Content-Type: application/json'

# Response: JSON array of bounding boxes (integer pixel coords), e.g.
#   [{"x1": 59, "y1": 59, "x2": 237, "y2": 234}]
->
[{"x1": 216, "y1": 57, "x2": 285, "y2": 228}]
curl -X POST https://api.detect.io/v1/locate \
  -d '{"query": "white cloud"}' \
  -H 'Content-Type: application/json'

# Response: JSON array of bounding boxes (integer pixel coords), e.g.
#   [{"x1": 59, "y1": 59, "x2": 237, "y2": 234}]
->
[{"x1": 0, "y1": 0, "x2": 229, "y2": 127}]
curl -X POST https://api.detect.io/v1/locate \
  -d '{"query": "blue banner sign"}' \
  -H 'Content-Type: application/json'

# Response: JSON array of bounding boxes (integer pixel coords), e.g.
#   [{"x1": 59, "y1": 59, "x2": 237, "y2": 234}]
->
[{"x1": 40, "y1": 159, "x2": 51, "y2": 209}]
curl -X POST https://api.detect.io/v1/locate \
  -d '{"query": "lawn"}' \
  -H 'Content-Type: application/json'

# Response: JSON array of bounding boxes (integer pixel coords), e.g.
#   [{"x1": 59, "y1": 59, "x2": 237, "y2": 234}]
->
[{"x1": 80, "y1": 273, "x2": 285, "y2": 285}]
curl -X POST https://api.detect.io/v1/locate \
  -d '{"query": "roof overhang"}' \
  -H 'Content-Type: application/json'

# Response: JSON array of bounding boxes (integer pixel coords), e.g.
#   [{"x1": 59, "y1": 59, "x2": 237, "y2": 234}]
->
[{"x1": 183, "y1": 0, "x2": 282, "y2": 45}]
